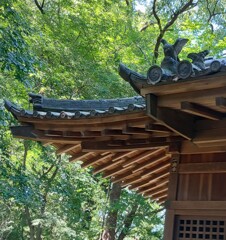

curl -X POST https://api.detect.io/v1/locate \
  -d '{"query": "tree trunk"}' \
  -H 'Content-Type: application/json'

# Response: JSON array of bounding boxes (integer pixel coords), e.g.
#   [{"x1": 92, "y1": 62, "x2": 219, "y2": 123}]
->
[
  {"x1": 101, "y1": 182, "x2": 121, "y2": 240},
  {"x1": 24, "y1": 206, "x2": 35, "y2": 240}
]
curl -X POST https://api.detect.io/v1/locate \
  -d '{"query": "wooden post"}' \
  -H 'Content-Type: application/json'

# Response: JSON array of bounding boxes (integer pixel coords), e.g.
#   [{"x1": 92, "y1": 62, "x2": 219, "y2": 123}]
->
[{"x1": 164, "y1": 154, "x2": 180, "y2": 240}]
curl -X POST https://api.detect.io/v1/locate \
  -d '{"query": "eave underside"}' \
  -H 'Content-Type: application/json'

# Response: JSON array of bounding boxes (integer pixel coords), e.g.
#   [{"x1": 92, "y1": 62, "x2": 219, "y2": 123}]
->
[
  {"x1": 6, "y1": 71, "x2": 226, "y2": 204},
  {"x1": 6, "y1": 98, "x2": 176, "y2": 203}
]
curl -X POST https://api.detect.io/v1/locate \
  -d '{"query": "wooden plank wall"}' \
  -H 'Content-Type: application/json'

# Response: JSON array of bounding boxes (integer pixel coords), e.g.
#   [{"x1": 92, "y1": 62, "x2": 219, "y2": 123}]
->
[{"x1": 164, "y1": 152, "x2": 226, "y2": 240}]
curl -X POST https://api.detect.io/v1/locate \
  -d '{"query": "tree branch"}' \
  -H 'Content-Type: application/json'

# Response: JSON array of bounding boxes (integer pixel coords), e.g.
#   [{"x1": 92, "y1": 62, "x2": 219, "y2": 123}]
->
[
  {"x1": 118, "y1": 203, "x2": 139, "y2": 240},
  {"x1": 152, "y1": 0, "x2": 162, "y2": 32},
  {"x1": 22, "y1": 141, "x2": 29, "y2": 170},
  {"x1": 36, "y1": 156, "x2": 62, "y2": 240},
  {"x1": 33, "y1": 0, "x2": 45, "y2": 14},
  {"x1": 152, "y1": 0, "x2": 198, "y2": 63},
  {"x1": 125, "y1": 0, "x2": 130, "y2": 6}
]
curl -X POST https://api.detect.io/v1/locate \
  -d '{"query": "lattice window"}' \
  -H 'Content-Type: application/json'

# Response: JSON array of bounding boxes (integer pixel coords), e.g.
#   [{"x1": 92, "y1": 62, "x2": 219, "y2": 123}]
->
[{"x1": 176, "y1": 217, "x2": 225, "y2": 240}]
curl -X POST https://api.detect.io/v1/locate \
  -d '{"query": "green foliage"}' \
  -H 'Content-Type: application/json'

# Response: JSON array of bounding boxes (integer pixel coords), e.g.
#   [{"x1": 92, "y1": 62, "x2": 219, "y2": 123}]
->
[
  {"x1": 0, "y1": 0, "x2": 226, "y2": 239},
  {"x1": 0, "y1": 1, "x2": 38, "y2": 84}
]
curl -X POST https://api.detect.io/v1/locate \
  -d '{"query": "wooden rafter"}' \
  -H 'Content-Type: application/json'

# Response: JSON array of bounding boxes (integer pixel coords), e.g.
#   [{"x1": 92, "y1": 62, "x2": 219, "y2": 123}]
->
[
  {"x1": 42, "y1": 141, "x2": 53, "y2": 146},
  {"x1": 112, "y1": 169, "x2": 141, "y2": 183},
  {"x1": 127, "y1": 170, "x2": 170, "y2": 190},
  {"x1": 69, "y1": 152, "x2": 95, "y2": 162},
  {"x1": 122, "y1": 149, "x2": 163, "y2": 167},
  {"x1": 122, "y1": 163, "x2": 170, "y2": 187},
  {"x1": 143, "y1": 184, "x2": 168, "y2": 198},
  {"x1": 104, "y1": 164, "x2": 134, "y2": 178},
  {"x1": 56, "y1": 144, "x2": 80, "y2": 155},
  {"x1": 93, "y1": 156, "x2": 126, "y2": 174},
  {"x1": 111, "y1": 151, "x2": 138, "y2": 162},
  {"x1": 138, "y1": 177, "x2": 169, "y2": 194},
  {"x1": 132, "y1": 153, "x2": 170, "y2": 173},
  {"x1": 144, "y1": 189, "x2": 168, "y2": 199},
  {"x1": 81, "y1": 153, "x2": 114, "y2": 168}
]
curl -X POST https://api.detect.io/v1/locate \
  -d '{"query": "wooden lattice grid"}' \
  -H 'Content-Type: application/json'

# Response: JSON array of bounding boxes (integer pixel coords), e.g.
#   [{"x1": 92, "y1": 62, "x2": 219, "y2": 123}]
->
[{"x1": 176, "y1": 216, "x2": 225, "y2": 240}]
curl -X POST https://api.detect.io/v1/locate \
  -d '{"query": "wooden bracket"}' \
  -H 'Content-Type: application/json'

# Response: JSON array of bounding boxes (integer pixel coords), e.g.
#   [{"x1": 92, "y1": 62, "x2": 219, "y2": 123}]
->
[
  {"x1": 181, "y1": 101, "x2": 223, "y2": 120},
  {"x1": 146, "y1": 94, "x2": 194, "y2": 140}
]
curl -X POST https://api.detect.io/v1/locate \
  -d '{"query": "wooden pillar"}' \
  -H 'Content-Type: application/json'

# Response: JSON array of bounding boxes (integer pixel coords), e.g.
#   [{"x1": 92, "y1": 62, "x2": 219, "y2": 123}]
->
[{"x1": 164, "y1": 154, "x2": 180, "y2": 240}]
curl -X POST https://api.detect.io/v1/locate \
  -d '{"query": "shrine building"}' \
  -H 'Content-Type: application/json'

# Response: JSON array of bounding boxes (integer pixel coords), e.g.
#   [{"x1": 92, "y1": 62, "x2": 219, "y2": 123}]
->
[{"x1": 5, "y1": 43, "x2": 226, "y2": 239}]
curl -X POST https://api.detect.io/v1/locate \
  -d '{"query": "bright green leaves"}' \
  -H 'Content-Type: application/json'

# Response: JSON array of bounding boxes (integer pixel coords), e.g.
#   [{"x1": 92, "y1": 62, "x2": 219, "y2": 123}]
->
[{"x1": 0, "y1": 2, "x2": 38, "y2": 84}]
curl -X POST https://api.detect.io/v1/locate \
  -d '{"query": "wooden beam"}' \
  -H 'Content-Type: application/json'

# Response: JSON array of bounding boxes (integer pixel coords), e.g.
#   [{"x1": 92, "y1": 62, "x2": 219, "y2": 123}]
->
[
  {"x1": 179, "y1": 162, "x2": 226, "y2": 174},
  {"x1": 181, "y1": 101, "x2": 223, "y2": 120},
  {"x1": 104, "y1": 165, "x2": 134, "y2": 178},
  {"x1": 132, "y1": 153, "x2": 170, "y2": 173},
  {"x1": 122, "y1": 126, "x2": 151, "y2": 135},
  {"x1": 123, "y1": 165, "x2": 170, "y2": 187},
  {"x1": 112, "y1": 170, "x2": 141, "y2": 183},
  {"x1": 69, "y1": 152, "x2": 94, "y2": 162},
  {"x1": 141, "y1": 74, "x2": 226, "y2": 96},
  {"x1": 11, "y1": 125, "x2": 36, "y2": 138},
  {"x1": 216, "y1": 96, "x2": 226, "y2": 109},
  {"x1": 167, "y1": 201, "x2": 226, "y2": 210},
  {"x1": 56, "y1": 144, "x2": 80, "y2": 155},
  {"x1": 19, "y1": 111, "x2": 147, "y2": 125},
  {"x1": 81, "y1": 153, "x2": 114, "y2": 168},
  {"x1": 181, "y1": 140, "x2": 226, "y2": 154},
  {"x1": 158, "y1": 108, "x2": 194, "y2": 140},
  {"x1": 81, "y1": 141, "x2": 170, "y2": 152},
  {"x1": 195, "y1": 118, "x2": 226, "y2": 131},
  {"x1": 142, "y1": 183, "x2": 168, "y2": 197},
  {"x1": 138, "y1": 177, "x2": 169, "y2": 194},
  {"x1": 102, "y1": 129, "x2": 124, "y2": 136},
  {"x1": 157, "y1": 86, "x2": 226, "y2": 109},
  {"x1": 129, "y1": 171, "x2": 169, "y2": 190},
  {"x1": 144, "y1": 190, "x2": 167, "y2": 199},
  {"x1": 122, "y1": 149, "x2": 163, "y2": 167},
  {"x1": 33, "y1": 117, "x2": 151, "y2": 132},
  {"x1": 145, "y1": 124, "x2": 171, "y2": 133},
  {"x1": 111, "y1": 151, "x2": 138, "y2": 162},
  {"x1": 146, "y1": 95, "x2": 194, "y2": 140},
  {"x1": 157, "y1": 196, "x2": 167, "y2": 204},
  {"x1": 42, "y1": 142, "x2": 53, "y2": 146},
  {"x1": 144, "y1": 185, "x2": 168, "y2": 198},
  {"x1": 193, "y1": 127, "x2": 226, "y2": 146},
  {"x1": 93, "y1": 155, "x2": 126, "y2": 174}
]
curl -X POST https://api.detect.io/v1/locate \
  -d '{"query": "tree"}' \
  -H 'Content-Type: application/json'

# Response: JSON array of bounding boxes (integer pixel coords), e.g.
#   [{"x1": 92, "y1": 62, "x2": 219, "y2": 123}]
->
[{"x1": 0, "y1": 0, "x2": 226, "y2": 239}]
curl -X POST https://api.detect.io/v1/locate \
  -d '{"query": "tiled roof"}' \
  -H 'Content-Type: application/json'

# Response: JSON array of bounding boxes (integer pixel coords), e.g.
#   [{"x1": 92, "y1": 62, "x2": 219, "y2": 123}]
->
[{"x1": 5, "y1": 94, "x2": 146, "y2": 120}]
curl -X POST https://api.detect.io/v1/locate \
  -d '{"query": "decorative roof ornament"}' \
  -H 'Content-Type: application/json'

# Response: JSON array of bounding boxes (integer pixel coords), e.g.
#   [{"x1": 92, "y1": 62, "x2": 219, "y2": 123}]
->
[
  {"x1": 119, "y1": 38, "x2": 226, "y2": 89},
  {"x1": 160, "y1": 38, "x2": 188, "y2": 76}
]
